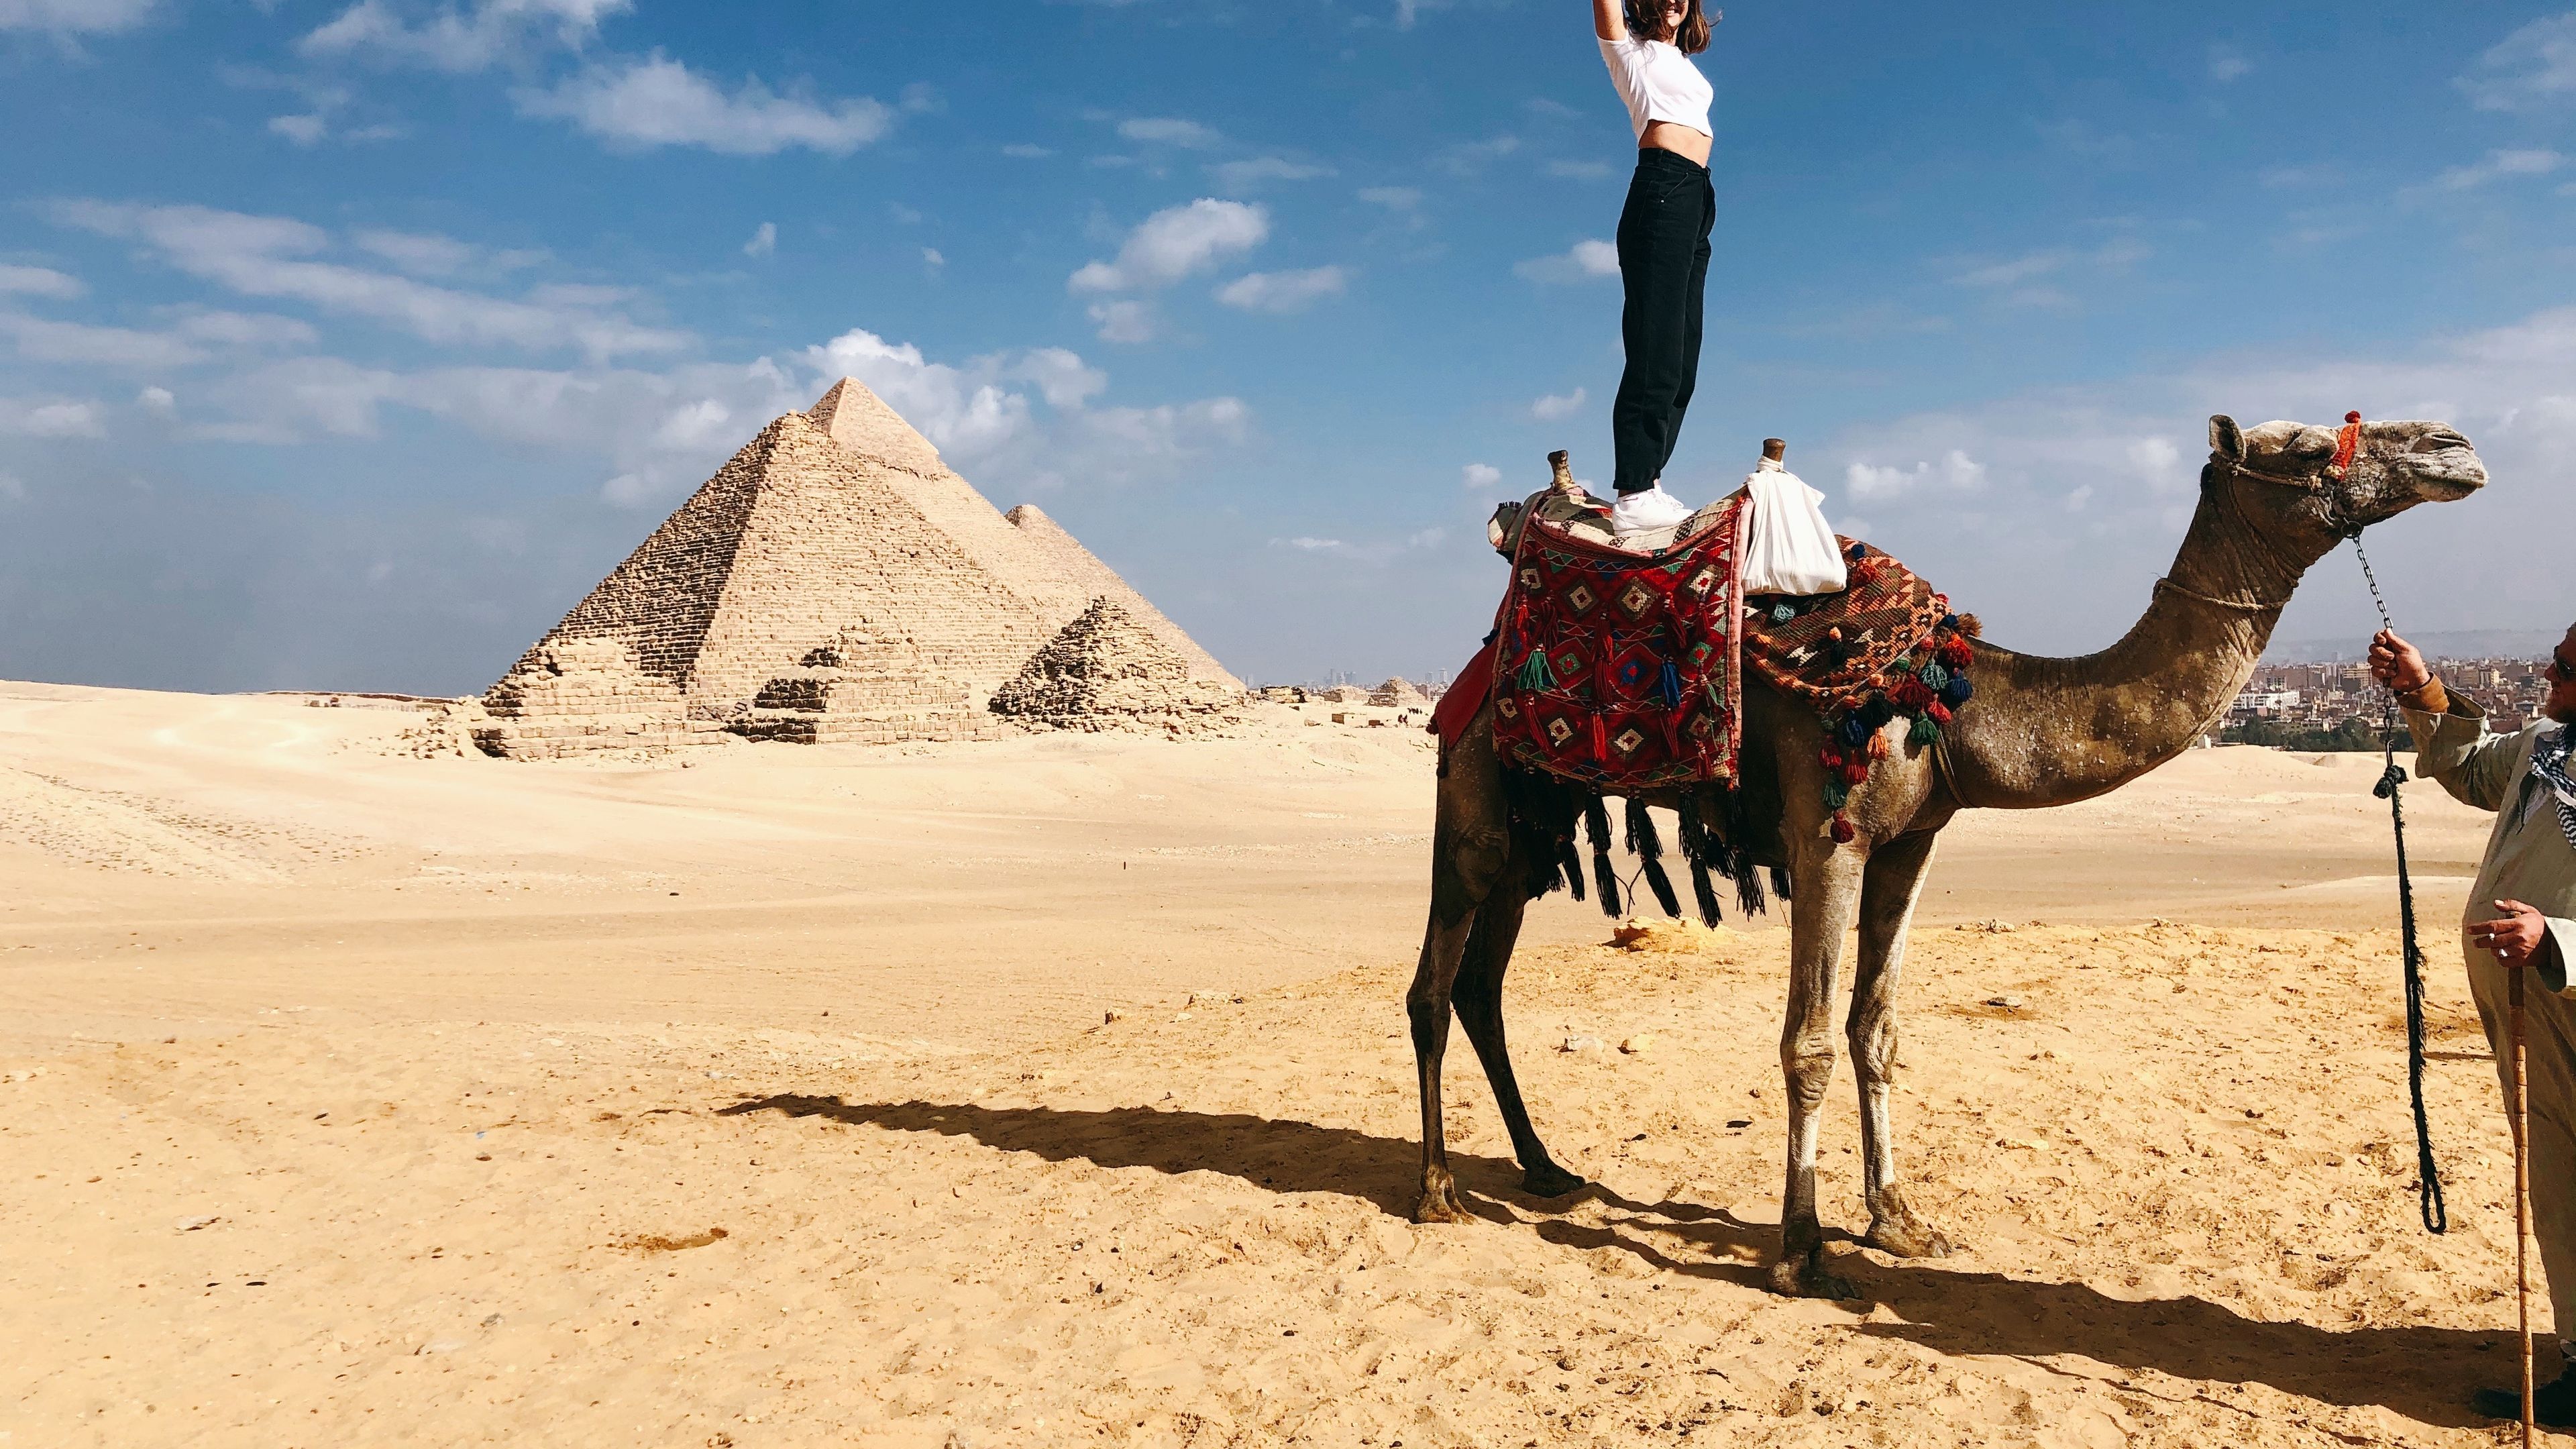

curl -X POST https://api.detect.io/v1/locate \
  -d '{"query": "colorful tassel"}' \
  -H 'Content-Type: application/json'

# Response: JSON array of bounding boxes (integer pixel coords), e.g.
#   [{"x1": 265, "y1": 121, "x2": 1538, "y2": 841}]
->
[
  {"x1": 1657, "y1": 660, "x2": 1684, "y2": 710},
  {"x1": 1829, "y1": 814, "x2": 1857, "y2": 845},
  {"x1": 1823, "y1": 778, "x2": 1849, "y2": 810},
  {"x1": 1910, "y1": 713, "x2": 1940, "y2": 746},
  {"x1": 1942, "y1": 675, "x2": 1973, "y2": 706},
  {"x1": 1517, "y1": 646, "x2": 1555, "y2": 690},
  {"x1": 1917, "y1": 661, "x2": 1949, "y2": 690},
  {"x1": 1770, "y1": 602, "x2": 1796, "y2": 623},
  {"x1": 1866, "y1": 732, "x2": 1891, "y2": 761}
]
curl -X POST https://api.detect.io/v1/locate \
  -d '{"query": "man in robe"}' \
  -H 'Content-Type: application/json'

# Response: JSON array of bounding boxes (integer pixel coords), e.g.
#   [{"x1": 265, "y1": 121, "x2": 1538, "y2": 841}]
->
[{"x1": 2372, "y1": 623, "x2": 2576, "y2": 1424}]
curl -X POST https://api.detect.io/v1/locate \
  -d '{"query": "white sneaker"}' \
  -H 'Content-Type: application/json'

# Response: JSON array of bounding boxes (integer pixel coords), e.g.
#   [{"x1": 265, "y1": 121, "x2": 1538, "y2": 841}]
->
[{"x1": 1611, "y1": 483, "x2": 1694, "y2": 536}]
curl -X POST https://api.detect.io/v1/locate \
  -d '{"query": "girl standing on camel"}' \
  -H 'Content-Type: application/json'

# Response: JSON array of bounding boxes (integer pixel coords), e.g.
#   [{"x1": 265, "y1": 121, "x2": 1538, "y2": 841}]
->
[{"x1": 1593, "y1": 0, "x2": 1717, "y2": 537}]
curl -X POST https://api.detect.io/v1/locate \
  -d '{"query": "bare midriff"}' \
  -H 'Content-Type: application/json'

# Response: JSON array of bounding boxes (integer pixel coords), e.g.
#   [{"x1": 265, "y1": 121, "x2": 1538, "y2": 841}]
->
[{"x1": 1639, "y1": 121, "x2": 1711, "y2": 166}]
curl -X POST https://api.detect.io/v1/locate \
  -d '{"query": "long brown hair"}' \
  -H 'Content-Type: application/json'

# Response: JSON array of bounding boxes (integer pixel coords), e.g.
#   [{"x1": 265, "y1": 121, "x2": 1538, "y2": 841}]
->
[{"x1": 1622, "y1": 0, "x2": 1713, "y2": 53}]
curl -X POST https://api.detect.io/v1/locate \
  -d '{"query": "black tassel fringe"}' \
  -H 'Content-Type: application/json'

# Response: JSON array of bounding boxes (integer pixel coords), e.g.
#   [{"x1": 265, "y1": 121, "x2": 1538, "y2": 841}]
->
[
  {"x1": 1624, "y1": 798, "x2": 1683, "y2": 918},
  {"x1": 1583, "y1": 796, "x2": 1622, "y2": 918},
  {"x1": 1556, "y1": 833, "x2": 1587, "y2": 903},
  {"x1": 1771, "y1": 865, "x2": 1794, "y2": 902},
  {"x1": 1674, "y1": 793, "x2": 1725, "y2": 927}
]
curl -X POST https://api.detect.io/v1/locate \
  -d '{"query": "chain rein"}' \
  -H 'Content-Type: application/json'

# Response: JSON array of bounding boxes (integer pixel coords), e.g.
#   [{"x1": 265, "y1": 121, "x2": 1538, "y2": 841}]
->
[{"x1": 2220, "y1": 439, "x2": 2448, "y2": 1234}]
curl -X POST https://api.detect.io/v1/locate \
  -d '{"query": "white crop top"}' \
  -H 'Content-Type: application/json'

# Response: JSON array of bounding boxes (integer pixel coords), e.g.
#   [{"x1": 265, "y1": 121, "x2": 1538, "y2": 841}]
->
[{"x1": 1598, "y1": 36, "x2": 1712, "y2": 142}]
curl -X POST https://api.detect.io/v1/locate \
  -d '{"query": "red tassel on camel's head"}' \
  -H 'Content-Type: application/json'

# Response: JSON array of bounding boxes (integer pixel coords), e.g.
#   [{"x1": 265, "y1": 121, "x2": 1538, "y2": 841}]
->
[{"x1": 1829, "y1": 814, "x2": 1856, "y2": 845}]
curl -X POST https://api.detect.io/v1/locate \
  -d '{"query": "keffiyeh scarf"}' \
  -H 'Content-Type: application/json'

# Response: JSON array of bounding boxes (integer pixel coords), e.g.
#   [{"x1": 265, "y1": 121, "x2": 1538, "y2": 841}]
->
[{"x1": 2526, "y1": 723, "x2": 2576, "y2": 854}]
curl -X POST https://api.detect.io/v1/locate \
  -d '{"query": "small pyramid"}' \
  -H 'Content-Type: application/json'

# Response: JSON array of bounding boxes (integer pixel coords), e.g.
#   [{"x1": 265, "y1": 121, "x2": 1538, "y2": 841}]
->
[
  {"x1": 989, "y1": 598, "x2": 1238, "y2": 733},
  {"x1": 1371, "y1": 677, "x2": 1431, "y2": 709}
]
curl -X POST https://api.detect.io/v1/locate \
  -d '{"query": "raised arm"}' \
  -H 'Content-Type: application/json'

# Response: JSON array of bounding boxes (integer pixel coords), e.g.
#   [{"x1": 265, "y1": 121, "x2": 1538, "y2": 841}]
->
[
  {"x1": 2373, "y1": 629, "x2": 2523, "y2": 812},
  {"x1": 1593, "y1": 0, "x2": 1625, "y2": 42}
]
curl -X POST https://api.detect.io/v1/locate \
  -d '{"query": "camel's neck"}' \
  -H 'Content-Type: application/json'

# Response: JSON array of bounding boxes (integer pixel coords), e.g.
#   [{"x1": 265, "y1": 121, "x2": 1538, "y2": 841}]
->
[{"x1": 1944, "y1": 482, "x2": 2312, "y2": 810}]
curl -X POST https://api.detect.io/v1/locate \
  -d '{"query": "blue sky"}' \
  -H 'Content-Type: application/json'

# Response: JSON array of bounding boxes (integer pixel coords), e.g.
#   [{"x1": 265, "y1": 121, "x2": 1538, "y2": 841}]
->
[{"x1": 1, "y1": 0, "x2": 2571, "y2": 693}]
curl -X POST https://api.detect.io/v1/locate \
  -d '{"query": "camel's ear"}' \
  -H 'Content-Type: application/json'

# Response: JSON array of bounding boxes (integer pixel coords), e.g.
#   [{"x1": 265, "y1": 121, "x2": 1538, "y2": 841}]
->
[{"x1": 2208, "y1": 415, "x2": 2246, "y2": 463}]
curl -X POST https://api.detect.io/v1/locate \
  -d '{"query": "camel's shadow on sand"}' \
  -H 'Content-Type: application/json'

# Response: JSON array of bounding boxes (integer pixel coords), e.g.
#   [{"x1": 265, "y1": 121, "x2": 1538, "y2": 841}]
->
[{"x1": 722, "y1": 1093, "x2": 2510, "y2": 1430}]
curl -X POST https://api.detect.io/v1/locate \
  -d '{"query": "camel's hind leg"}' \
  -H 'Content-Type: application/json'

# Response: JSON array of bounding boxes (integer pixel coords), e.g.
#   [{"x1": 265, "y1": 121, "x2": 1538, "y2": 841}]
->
[
  {"x1": 1451, "y1": 883, "x2": 1585, "y2": 1198},
  {"x1": 1407, "y1": 710, "x2": 1517, "y2": 1224},
  {"x1": 1847, "y1": 829, "x2": 1953, "y2": 1259},
  {"x1": 1768, "y1": 833, "x2": 1870, "y2": 1299}
]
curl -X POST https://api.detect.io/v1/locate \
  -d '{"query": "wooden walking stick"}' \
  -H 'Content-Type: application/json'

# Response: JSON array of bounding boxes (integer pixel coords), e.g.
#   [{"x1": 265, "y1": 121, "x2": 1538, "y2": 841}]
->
[{"x1": 2512, "y1": 953, "x2": 2536, "y2": 1449}]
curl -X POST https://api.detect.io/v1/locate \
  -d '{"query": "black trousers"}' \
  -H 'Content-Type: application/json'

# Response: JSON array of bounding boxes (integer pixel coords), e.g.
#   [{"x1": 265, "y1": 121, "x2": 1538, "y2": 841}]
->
[{"x1": 1611, "y1": 147, "x2": 1713, "y2": 496}]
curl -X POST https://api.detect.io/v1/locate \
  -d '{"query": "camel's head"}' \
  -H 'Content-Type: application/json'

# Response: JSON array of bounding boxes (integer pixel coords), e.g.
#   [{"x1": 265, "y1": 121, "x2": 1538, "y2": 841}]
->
[{"x1": 2205, "y1": 414, "x2": 2484, "y2": 557}]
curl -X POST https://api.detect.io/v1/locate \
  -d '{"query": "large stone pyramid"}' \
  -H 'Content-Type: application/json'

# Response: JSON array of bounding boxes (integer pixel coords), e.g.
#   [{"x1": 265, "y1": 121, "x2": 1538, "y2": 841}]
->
[{"x1": 474, "y1": 380, "x2": 1238, "y2": 758}]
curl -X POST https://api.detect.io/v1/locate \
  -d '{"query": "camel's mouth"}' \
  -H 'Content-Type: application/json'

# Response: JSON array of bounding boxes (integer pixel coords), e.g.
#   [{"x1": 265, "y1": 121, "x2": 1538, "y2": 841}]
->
[{"x1": 2402, "y1": 431, "x2": 2485, "y2": 500}]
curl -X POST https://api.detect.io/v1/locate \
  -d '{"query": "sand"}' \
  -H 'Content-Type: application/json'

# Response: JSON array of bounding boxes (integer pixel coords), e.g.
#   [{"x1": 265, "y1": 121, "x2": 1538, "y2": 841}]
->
[{"x1": 0, "y1": 680, "x2": 2548, "y2": 1446}]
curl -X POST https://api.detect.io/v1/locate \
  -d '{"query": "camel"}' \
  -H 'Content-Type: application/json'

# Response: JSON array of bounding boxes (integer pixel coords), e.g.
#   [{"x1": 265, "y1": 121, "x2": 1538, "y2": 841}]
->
[{"x1": 1407, "y1": 413, "x2": 2487, "y2": 1297}]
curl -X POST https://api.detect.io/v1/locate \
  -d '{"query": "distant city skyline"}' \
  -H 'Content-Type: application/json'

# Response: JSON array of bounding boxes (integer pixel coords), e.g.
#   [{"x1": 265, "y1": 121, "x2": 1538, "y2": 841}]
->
[{"x1": 1, "y1": 2, "x2": 2571, "y2": 695}]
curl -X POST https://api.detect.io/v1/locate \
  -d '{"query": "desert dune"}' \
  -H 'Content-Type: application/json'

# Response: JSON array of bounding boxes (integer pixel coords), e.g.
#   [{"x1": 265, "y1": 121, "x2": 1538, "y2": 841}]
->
[{"x1": 0, "y1": 680, "x2": 2546, "y2": 1446}]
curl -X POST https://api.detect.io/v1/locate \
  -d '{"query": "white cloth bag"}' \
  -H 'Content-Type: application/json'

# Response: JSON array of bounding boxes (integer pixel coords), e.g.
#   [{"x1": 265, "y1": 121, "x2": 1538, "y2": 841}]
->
[{"x1": 1737, "y1": 459, "x2": 1847, "y2": 595}]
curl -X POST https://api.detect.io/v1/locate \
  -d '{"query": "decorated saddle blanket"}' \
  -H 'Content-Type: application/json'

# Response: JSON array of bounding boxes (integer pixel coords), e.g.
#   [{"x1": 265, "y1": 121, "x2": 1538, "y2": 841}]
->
[
  {"x1": 1440, "y1": 496, "x2": 1980, "y2": 835},
  {"x1": 1485, "y1": 496, "x2": 1748, "y2": 789}
]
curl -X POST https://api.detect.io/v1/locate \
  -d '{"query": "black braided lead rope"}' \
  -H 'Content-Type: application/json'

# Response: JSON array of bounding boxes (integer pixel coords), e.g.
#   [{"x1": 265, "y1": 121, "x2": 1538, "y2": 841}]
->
[{"x1": 2357, "y1": 533, "x2": 2448, "y2": 1234}]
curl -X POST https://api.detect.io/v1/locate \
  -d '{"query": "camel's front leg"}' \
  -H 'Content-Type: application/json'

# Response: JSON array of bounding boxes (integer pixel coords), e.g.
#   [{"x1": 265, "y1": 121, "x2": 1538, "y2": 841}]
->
[
  {"x1": 1768, "y1": 835, "x2": 1869, "y2": 1299},
  {"x1": 1450, "y1": 885, "x2": 1585, "y2": 1198},
  {"x1": 1848, "y1": 829, "x2": 1953, "y2": 1259},
  {"x1": 1407, "y1": 714, "x2": 1516, "y2": 1224}
]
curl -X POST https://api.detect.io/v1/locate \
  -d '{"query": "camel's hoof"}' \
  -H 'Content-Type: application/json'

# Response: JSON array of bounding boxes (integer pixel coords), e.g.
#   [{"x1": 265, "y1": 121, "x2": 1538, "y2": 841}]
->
[
  {"x1": 1520, "y1": 1161, "x2": 1588, "y2": 1199},
  {"x1": 1864, "y1": 1189, "x2": 1953, "y2": 1259},
  {"x1": 1864, "y1": 1214, "x2": 1954, "y2": 1260},
  {"x1": 1412, "y1": 1175, "x2": 1470, "y2": 1224},
  {"x1": 1765, "y1": 1250, "x2": 1860, "y2": 1301}
]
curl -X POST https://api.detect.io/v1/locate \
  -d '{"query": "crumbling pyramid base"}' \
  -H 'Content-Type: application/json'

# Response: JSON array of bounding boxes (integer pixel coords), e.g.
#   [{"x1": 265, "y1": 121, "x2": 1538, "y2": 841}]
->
[{"x1": 990, "y1": 597, "x2": 1243, "y2": 735}]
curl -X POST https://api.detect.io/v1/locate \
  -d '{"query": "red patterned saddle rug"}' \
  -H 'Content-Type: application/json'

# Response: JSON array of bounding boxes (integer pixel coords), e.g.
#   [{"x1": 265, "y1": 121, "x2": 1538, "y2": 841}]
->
[
  {"x1": 1442, "y1": 514, "x2": 1980, "y2": 843},
  {"x1": 1487, "y1": 498, "x2": 1747, "y2": 789}
]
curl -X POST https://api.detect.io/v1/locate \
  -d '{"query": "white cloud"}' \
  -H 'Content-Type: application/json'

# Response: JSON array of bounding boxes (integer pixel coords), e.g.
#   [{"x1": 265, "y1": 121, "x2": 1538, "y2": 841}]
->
[
  {"x1": 1514, "y1": 239, "x2": 1619, "y2": 284},
  {"x1": 2206, "y1": 44, "x2": 2251, "y2": 83},
  {"x1": 921, "y1": 247, "x2": 944, "y2": 272},
  {"x1": 800, "y1": 327, "x2": 1038, "y2": 462},
  {"x1": 2431, "y1": 148, "x2": 2564, "y2": 191},
  {"x1": 0, "y1": 264, "x2": 83, "y2": 299},
  {"x1": 1118, "y1": 116, "x2": 1222, "y2": 148},
  {"x1": 0, "y1": 313, "x2": 207, "y2": 368},
  {"x1": 0, "y1": 0, "x2": 156, "y2": 36},
  {"x1": 54, "y1": 200, "x2": 686, "y2": 361},
  {"x1": 1069, "y1": 199, "x2": 1269, "y2": 294},
  {"x1": 1214, "y1": 266, "x2": 1348, "y2": 313},
  {"x1": 1012, "y1": 347, "x2": 1107, "y2": 409},
  {"x1": 1947, "y1": 237, "x2": 2151, "y2": 307},
  {"x1": 742, "y1": 221, "x2": 776, "y2": 258},
  {"x1": 1087, "y1": 300, "x2": 1155, "y2": 344},
  {"x1": 1530, "y1": 386, "x2": 1586, "y2": 421},
  {"x1": 1438, "y1": 134, "x2": 1520, "y2": 176},
  {"x1": 1546, "y1": 159, "x2": 1612, "y2": 180},
  {"x1": 354, "y1": 227, "x2": 539, "y2": 276},
  {"x1": 1462, "y1": 462, "x2": 1502, "y2": 491},
  {"x1": 1357, "y1": 186, "x2": 1421, "y2": 210},
  {"x1": 0, "y1": 471, "x2": 21, "y2": 502},
  {"x1": 517, "y1": 54, "x2": 893, "y2": 156},
  {"x1": 298, "y1": 0, "x2": 629, "y2": 72},
  {"x1": 2461, "y1": 11, "x2": 2576, "y2": 113},
  {"x1": 0, "y1": 396, "x2": 105, "y2": 437},
  {"x1": 136, "y1": 384, "x2": 174, "y2": 414},
  {"x1": 268, "y1": 114, "x2": 329, "y2": 146},
  {"x1": 1212, "y1": 156, "x2": 1334, "y2": 191},
  {"x1": 1843, "y1": 449, "x2": 1987, "y2": 499},
  {"x1": 1002, "y1": 143, "x2": 1053, "y2": 159}
]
